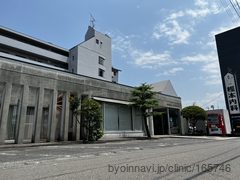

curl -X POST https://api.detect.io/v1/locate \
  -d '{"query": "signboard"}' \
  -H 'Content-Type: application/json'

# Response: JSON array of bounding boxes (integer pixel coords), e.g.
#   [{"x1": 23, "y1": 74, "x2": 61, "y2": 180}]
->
[{"x1": 224, "y1": 73, "x2": 240, "y2": 114}]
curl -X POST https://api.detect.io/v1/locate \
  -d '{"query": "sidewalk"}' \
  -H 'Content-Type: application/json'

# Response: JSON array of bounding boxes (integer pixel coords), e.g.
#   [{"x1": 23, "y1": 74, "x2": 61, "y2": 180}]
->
[
  {"x1": 1, "y1": 134, "x2": 237, "y2": 149},
  {"x1": 0, "y1": 135, "x2": 175, "y2": 149}
]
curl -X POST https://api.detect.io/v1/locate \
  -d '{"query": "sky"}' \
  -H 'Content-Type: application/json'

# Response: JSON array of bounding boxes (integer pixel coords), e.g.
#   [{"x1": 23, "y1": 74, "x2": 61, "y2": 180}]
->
[{"x1": 0, "y1": 0, "x2": 236, "y2": 109}]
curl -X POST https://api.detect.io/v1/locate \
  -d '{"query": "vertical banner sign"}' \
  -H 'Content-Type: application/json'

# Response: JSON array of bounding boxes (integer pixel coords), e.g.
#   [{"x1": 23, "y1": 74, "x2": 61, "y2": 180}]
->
[{"x1": 224, "y1": 73, "x2": 240, "y2": 114}]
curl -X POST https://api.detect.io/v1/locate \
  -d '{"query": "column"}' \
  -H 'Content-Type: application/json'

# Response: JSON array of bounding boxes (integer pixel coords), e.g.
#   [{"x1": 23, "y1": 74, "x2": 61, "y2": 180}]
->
[
  {"x1": 167, "y1": 108, "x2": 171, "y2": 135},
  {"x1": 15, "y1": 85, "x2": 29, "y2": 144},
  {"x1": 72, "y1": 92, "x2": 81, "y2": 141},
  {"x1": 149, "y1": 108, "x2": 154, "y2": 136},
  {"x1": 161, "y1": 114, "x2": 164, "y2": 135},
  {"x1": 47, "y1": 89, "x2": 57, "y2": 142},
  {"x1": 178, "y1": 109, "x2": 185, "y2": 135},
  {"x1": 60, "y1": 91, "x2": 69, "y2": 141},
  {"x1": 32, "y1": 87, "x2": 44, "y2": 143},
  {"x1": 0, "y1": 83, "x2": 12, "y2": 145},
  {"x1": 131, "y1": 106, "x2": 135, "y2": 131}
]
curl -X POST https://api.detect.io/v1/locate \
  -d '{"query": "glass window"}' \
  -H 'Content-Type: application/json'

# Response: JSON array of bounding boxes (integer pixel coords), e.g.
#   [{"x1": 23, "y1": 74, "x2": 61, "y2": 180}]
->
[
  {"x1": 99, "y1": 57, "x2": 104, "y2": 65},
  {"x1": 105, "y1": 103, "x2": 118, "y2": 130},
  {"x1": 24, "y1": 107, "x2": 35, "y2": 140},
  {"x1": 134, "y1": 108, "x2": 143, "y2": 131},
  {"x1": 96, "y1": 39, "x2": 99, "y2": 44},
  {"x1": 99, "y1": 69, "x2": 105, "y2": 77},
  {"x1": 119, "y1": 105, "x2": 132, "y2": 130},
  {"x1": 5, "y1": 106, "x2": 18, "y2": 140},
  {"x1": 104, "y1": 103, "x2": 133, "y2": 131},
  {"x1": 41, "y1": 108, "x2": 49, "y2": 139}
]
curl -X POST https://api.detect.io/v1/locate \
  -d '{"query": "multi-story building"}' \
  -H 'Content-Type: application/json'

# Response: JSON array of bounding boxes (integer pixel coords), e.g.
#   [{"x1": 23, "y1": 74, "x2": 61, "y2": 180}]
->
[
  {"x1": 0, "y1": 25, "x2": 184, "y2": 145},
  {"x1": 0, "y1": 25, "x2": 120, "y2": 83}
]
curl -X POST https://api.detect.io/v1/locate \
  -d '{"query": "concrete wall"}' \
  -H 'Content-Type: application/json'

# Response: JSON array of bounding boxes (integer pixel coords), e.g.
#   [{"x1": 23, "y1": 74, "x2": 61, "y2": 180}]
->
[
  {"x1": 0, "y1": 58, "x2": 135, "y2": 144},
  {"x1": 0, "y1": 57, "x2": 183, "y2": 144}
]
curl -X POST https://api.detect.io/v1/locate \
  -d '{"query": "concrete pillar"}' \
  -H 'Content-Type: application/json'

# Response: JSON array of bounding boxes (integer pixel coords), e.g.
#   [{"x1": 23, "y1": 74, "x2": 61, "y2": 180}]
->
[
  {"x1": 72, "y1": 92, "x2": 81, "y2": 141},
  {"x1": 178, "y1": 110, "x2": 185, "y2": 135},
  {"x1": 32, "y1": 87, "x2": 44, "y2": 143},
  {"x1": 149, "y1": 108, "x2": 154, "y2": 136},
  {"x1": 167, "y1": 108, "x2": 171, "y2": 135},
  {"x1": 15, "y1": 85, "x2": 29, "y2": 144},
  {"x1": 60, "y1": 91, "x2": 69, "y2": 141},
  {"x1": 47, "y1": 89, "x2": 57, "y2": 142},
  {"x1": 0, "y1": 83, "x2": 12, "y2": 145},
  {"x1": 131, "y1": 106, "x2": 135, "y2": 131},
  {"x1": 161, "y1": 114, "x2": 164, "y2": 135}
]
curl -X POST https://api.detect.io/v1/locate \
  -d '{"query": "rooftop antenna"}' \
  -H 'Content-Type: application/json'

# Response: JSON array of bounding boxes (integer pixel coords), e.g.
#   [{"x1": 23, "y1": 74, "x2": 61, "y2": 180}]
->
[{"x1": 90, "y1": 13, "x2": 96, "y2": 28}]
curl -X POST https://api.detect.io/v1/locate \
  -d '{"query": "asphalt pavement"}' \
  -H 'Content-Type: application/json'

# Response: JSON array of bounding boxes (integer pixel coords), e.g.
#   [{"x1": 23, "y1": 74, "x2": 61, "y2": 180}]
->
[{"x1": 0, "y1": 135, "x2": 240, "y2": 180}]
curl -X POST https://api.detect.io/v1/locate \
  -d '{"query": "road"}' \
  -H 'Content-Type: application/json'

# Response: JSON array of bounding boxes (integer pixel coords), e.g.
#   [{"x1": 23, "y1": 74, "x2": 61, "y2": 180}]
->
[{"x1": 0, "y1": 136, "x2": 239, "y2": 180}]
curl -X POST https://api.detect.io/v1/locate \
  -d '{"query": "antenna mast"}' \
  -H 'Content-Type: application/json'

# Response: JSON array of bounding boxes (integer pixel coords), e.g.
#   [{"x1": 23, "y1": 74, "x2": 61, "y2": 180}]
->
[{"x1": 90, "y1": 13, "x2": 96, "y2": 28}]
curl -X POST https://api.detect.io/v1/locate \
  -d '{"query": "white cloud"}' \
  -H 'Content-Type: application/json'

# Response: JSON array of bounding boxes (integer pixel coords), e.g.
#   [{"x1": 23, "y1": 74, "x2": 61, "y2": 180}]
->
[
  {"x1": 186, "y1": 0, "x2": 221, "y2": 18},
  {"x1": 153, "y1": 20, "x2": 191, "y2": 44},
  {"x1": 111, "y1": 35, "x2": 132, "y2": 52},
  {"x1": 204, "y1": 74, "x2": 222, "y2": 85},
  {"x1": 152, "y1": 32, "x2": 161, "y2": 39},
  {"x1": 186, "y1": 9, "x2": 211, "y2": 18},
  {"x1": 194, "y1": 0, "x2": 208, "y2": 8},
  {"x1": 130, "y1": 49, "x2": 175, "y2": 67},
  {"x1": 111, "y1": 32, "x2": 176, "y2": 68},
  {"x1": 166, "y1": 11, "x2": 185, "y2": 20},
  {"x1": 156, "y1": 67, "x2": 183, "y2": 76},
  {"x1": 181, "y1": 51, "x2": 221, "y2": 85},
  {"x1": 181, "y1": 51, "x2": 217, "y2": 63},
  {"x1": 152, "y1": 0, "x2": 222, "y2": 44},
  {"x1": 182, "y1": 92, "x2": 225, "y2": 109}
]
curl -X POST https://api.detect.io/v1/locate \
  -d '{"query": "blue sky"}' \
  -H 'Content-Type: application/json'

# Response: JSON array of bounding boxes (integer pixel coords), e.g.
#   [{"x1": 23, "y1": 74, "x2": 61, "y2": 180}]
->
[{"x1": 0, "y1": 0, "x2": 235, "y2": 109}]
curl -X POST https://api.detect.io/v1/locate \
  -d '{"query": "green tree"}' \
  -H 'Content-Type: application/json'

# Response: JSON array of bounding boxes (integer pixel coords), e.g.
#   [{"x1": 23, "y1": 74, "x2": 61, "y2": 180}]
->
[
  {"x1": 180, "y1": 105, "x2": 207, "y2": 134},
  {"x1": 129, "y1": 83, "x2": 161, "y2": 137},
  {"x1": 80, "y1": 99, "x2": 104, "y2": 141},
  {"x1": 69, "y1": 92, "x2": 81, "y2": 124},
  {"x1": 69, "y1": 93, "x2": 104, "y2": 141}
]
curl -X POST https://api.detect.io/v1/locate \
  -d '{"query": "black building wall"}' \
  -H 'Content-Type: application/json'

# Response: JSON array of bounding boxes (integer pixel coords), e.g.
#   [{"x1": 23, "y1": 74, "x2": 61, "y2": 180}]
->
[{"x1": 216, "y1": 27, "x2": 240, "y2": 133}]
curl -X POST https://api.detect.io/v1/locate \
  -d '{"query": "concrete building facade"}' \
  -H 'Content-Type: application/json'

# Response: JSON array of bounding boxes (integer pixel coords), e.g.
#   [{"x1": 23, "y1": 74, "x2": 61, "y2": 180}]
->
[{"x1": 0, "y1": 25, "x2": 184, "y2": 145}]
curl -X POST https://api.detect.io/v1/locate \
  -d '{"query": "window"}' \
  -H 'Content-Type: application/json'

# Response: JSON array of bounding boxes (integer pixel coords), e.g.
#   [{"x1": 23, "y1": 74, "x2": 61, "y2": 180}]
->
[
  {"x1": 72, "y1": 56, "x2": 74, "y2": 61},
  {"x1": 99, "y1": 56, "x2": 104, "y2": 65},
  {"x1": 99, "y1": 68, "x2": 105, "y2": 77},
  {"x1": 113, "y1": 71, "x2": 117, "y2": 76},
  {"x1": 105, "y1": 103, "x2": 132, "y2": 131},
  {"x1": 96, "y1": 39, "x2": 99, "y2": 44},
  {"x1": 16, "y1": 54, "x2": 26, "y2": 58},
  {"x1": 0, "y1": 50, "x2": 9, "y2": 54},
  {"x1": 72, "y1": 69, "x2": 74, "y2": 73}
]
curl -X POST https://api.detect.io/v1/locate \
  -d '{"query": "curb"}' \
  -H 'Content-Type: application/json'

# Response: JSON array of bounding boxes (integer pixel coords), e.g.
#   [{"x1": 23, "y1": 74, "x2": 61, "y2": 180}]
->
[{"x1": 0, "y1": 135, "x2": 182, "y2": 149}]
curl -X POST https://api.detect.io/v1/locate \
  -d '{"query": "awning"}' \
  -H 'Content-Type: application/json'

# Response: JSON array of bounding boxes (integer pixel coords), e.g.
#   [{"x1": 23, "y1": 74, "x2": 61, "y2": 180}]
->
[{"x1": 92, "y1": 97, "x2": 133, "y2": 105}]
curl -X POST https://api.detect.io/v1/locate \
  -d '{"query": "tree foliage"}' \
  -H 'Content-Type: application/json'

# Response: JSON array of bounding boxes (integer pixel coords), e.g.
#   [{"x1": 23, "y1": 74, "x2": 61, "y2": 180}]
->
[
  {"x1": 80, "y1": 99, "x2": 104, "y2": 141},
  {"x1": 69, "y1": 93, "x2": 104, "y2": 141},
  {"x1": 129, "y1": 83, "x2": 161, "y2": 137},
  {"x1": 69, "y1": 92, "x2": 81, "y2": 124},
  {"x1": 180, "y1": 105, "x2": 207, "y2": 134}
]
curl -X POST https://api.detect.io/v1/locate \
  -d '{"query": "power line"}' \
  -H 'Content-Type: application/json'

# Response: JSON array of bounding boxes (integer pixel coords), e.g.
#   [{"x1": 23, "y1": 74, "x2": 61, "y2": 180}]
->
[
  {"x1": 229, "y1": 0, "x2": 240, "y2": 19},
  {"x1": 220, "y1": 0, "x2": 240, "y2": 27},
  {"x1": 200, "y1": 93, "x2": 224, "y2": 108},
  {"x1": 235, "y1": 0, "x2": 240, "y2": 9}
]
